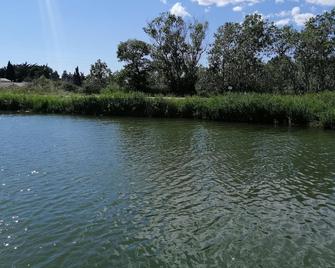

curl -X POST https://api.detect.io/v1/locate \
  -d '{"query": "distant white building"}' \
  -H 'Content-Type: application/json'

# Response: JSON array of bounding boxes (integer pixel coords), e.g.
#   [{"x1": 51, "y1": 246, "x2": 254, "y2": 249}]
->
[
  {"x1": 0, "y1": 78, "x2": 30, "y2": 88},
  {"x1": 0, "y1": 78, "x2": 13, "y2": 88},
  {"x1": 0, "y1": 78, "x2": 11, "y2": 83}
]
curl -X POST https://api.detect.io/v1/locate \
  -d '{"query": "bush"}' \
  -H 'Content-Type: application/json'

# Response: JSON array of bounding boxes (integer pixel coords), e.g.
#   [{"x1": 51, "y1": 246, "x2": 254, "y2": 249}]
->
[
  {"x1": 61, "y1": 82, "x2": 79, "y2": 92},
  {"x1": 82, "y1": 79, "x2": 105, "y2": 94}
]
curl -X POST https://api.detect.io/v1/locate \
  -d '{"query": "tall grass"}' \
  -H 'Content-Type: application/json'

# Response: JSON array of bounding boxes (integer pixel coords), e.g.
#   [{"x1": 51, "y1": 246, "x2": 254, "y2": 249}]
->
[{"x1": 0, "y1": 90, "x2": 334, "y2": 129}]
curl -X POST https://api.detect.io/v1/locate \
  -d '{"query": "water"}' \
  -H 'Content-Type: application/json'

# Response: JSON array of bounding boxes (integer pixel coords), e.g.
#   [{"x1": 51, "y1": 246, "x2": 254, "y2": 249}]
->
[{"x1": 0, "y1": 115, "x2": 335, "y2": 267}]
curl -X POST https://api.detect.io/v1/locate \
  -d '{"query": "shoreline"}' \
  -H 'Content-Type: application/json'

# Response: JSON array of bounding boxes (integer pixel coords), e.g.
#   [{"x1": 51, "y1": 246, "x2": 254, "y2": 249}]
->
[{"x1": 0, "y1": 91, "x2": 334, "y2": 130}]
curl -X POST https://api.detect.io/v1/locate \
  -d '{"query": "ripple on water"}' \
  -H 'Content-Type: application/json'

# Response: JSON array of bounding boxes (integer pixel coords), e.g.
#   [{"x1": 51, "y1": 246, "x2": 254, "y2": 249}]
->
[{"x1": 0, "y1": 116, "x2": 335, "y2": 267}]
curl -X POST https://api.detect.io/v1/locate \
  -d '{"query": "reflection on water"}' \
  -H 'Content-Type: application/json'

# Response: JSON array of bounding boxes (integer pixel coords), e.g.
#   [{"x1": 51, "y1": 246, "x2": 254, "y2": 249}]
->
[{"x1": 0, "y1": 115, "x2": 335, "y2": 267}]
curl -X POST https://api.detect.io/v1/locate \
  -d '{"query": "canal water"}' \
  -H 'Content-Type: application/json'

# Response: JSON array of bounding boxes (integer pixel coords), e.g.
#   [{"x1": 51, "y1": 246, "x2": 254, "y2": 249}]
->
[{"x1": 0, "y1": 115, "x2": 334, "y2": 267}]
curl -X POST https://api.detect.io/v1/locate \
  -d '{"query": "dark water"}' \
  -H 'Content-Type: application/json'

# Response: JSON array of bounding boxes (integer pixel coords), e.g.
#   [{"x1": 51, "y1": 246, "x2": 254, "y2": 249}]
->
[{"x1": 0, "y1": 115, "x2": 335, "y2": 267}]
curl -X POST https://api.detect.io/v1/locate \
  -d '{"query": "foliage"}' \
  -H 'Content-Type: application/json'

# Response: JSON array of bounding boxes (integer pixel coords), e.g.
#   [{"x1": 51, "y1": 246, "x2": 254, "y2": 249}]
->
[
  {"x1": 0, "y1": 62, "x2": 58, "y2": 82},
  {"x1": 295, "y1": 9, "x2": 335, "y2": 92},
  {"x1": 1, "y1": 8, "x2": 334, "y2": 96},
  {"x1": 1, "y1": 90, "x2": 335, "y2": 129},
  {"x1": 208, "y1": 14, "x2": 273, "y2": 92},
  {"x1": 5, "y1": 61, "x2": 15, "y2": 82},
  {"x1": 72, "y1": 66, "x2": 83, "y2": 86},
  {"x1": 117, "y1": 39, "x2": 152, "y2": 91},
  {"x1": 144, "y1": 13, "x2": 208, "y2": 95},
  {"x1": 89, "y1": 59, "x2": 111, "y2": 84},
  {"x1": 83, "y1": 59, "x2": 111, "y2": 94}
]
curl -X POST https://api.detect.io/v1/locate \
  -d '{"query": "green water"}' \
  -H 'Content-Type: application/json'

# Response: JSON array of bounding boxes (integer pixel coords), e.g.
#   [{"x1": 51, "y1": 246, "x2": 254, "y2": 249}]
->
[{"x1": 0, "y1": 115, "x2": 335, "y2": 267}]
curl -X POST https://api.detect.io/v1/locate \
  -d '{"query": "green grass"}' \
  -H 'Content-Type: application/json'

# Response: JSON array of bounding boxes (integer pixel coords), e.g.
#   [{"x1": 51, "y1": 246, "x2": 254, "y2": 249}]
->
[{"x1": 0, "y1": 90, "x2": 335, "y2": 129}]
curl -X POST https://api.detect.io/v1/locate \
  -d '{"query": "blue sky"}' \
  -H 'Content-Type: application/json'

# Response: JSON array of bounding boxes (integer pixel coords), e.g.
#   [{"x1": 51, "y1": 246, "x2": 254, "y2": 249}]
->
[{"x1": 0, "y1": 0, "x2": 334, "y2": 74}]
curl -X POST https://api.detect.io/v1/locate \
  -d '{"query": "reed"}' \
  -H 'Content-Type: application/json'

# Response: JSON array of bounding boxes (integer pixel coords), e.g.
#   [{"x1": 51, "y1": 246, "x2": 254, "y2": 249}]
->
[{"x1": 0, "y1": 90, "x2": 334, "y2": 129}]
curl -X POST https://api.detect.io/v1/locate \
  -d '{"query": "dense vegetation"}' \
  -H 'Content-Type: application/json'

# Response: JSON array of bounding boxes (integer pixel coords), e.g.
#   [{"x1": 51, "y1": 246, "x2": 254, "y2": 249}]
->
[
  {"x1": 0, "y1": 90, "x2": 334, "y2": 129},
  {"x1": 0, "y1": 9, "x2": 334, "y2": 129}
]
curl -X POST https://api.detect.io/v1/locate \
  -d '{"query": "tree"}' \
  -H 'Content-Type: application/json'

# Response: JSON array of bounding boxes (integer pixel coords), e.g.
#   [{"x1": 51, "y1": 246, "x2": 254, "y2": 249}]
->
[
  {"x1": 84, "y1": 59, "x2": 111, "y2": 94},
  {"x1": 0, "y1": 62, "x2": 59, "y2": 82},
  {"x1": 208, "y1": 22, "x2": 241, "y2": 92},
  {"x1": 61, "y1": 70, "x2": 68, "y2": 81},
  {"x1": 241, "y1": 14, "x2": 273, "y2": 91},
  {"x1": 295, "y1": 8, "x2": 335, "y2": 92},
  {"x1": 0, "y1": 67, "x2": 5, "y2": 78},
  {"x1": 6, "y1": 61, "x2": 15, "y2": 81},
  {"x1": 28, "y1": 64, "x2": 53, "y2": 80},
  {"x1": 13, "y1": 62, "x2": 30, "y2": 82},
  {"x1": 195, "y1": 66, "x2": 219, "y2": 96},
  {"x1": 144, "y1": 13, "x2": 208, "y2": 95},
  {"x1": 117, "y1": 39, "x2": 151, "y2": 91},
  {"x1": 61, "y1": 71, "x2": 72, "y2": 83},
  {"x1": 73, "y1": 66, "x2": 82, "y2": 86},
  {"x1": 265, "y1": 26, "x2": 299, "y2": 92},
  {"x1": 89, "y1": 59, "x2": 111, "y2": 85},
  {"x1": 51, "y1": 71, "x2": 60, "y2": 81},
  {"x1": 209, "y1": 14, "x2": 272, "y2": 92}
]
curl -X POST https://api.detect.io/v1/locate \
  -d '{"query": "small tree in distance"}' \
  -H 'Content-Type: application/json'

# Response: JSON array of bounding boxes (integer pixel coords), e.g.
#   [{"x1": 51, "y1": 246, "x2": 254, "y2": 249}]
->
[
  {"x1": 6, "y1": 61, "x2": 15, "y2": 82},
  {"x1": 84, "y1": 59, "x2": 111, "y2": 94},
  {"x1": 73, "y1": 66, "x2": 82, "y2": 86}
]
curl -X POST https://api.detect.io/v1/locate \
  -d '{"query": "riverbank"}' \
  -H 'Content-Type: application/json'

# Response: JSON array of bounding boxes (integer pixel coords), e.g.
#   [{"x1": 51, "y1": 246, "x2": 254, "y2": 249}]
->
[{"x1": 0, "y1": 91, "x2": 334, "y2": 129}]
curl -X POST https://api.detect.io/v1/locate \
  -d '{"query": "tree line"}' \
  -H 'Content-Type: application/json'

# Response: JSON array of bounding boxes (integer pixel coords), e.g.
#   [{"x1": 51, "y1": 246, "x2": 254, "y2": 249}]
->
[
  {"x1": 0, "y1": 62, "x2": 59, "y2": 82},
  {"x1": 1, "y1": 8, "x2": 334, "y2": 95}
]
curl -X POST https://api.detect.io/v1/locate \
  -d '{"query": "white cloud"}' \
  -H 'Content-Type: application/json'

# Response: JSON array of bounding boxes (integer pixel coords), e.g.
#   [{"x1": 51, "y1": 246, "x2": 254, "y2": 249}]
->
[
  {"x1": 275, "y1": 0, "x2": 285, "y2": 3},
  {"x1": 160, "y1": 0, "x2": 167, "y2": 4},
  {"x1": 267, "y1": 6, "x2": 316, "y2": 27},
  {"x1": 265, "y1": 9, "x2": 291, "y2": 19},
  {"x1": 192, "y1": 0, "x2": 260, "y2": 7},
  {"x1": 275, "y1": 18, "x2": 290, "y2": 26},
  {"x1": 233, "y1": 5, "x2": 243, "y2": 11},
  {"x1": 170, "y1": 2, "x2": 191, "y2": 17},
  {"x1": 291, "y1": 6, "x2": 315, "y2": 26},
  {"x1": 306, "y1": 0, "x2": 335, "y2": 6},
  {"x1": 276, "y1": 10, "x2": 291, "y2": 17}
]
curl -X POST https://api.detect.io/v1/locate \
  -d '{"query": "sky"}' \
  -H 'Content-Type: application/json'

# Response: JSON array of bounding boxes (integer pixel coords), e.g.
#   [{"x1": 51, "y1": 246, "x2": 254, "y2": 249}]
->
[{"x1": 0, "y1": 0, "x2": 334, "y2": 74}]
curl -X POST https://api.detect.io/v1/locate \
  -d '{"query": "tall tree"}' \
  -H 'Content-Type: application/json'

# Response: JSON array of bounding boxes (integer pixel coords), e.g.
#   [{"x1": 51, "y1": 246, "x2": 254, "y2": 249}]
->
[
  {"x1": 144, "y1": 13, "x2": 208, "y2": 95},
  {"x1": 6, "y1": 61, "x2": 15, "y2": 81},
  {"x1": 295, "y1": 8, "x2": 335, "y2": 92},
  {"x1": 61, "y1": 70, "x2": 70, "y2": 82},
  {"x1": 117, "y1": 39, "x2": 151, "y2": 91},
  {"x1": 237, "y1": 14, "x2": 273, "y2": 91},
  {"x1": 84, "y1": 59, "x2": 111, "y2": 93},
  {"x1": 209, "y1": 14, "x2": 272, "y2": 92},
  {"x1": 73, "y1": 66, "x2": 82, "y2": 86},
  {"x1": 51, "y1": 71, "x2": 60, "y2": 81},
  {"x1": 208, "y1": 22, "x2": 241, "y2": 92},
  {"x1": 89, "y1": 59, "x2": 111, "y2": 85},
  {"x1": 0, "y1": 67, "x2": 5, "y2": 78},
  {"x1": 265, "y1": 25, "x2": 298, "y2": 92}
]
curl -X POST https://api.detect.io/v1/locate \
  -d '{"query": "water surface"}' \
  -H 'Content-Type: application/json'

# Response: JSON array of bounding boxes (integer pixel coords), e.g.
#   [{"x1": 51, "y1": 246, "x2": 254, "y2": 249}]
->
[{"x1": 0, "y1": 115, "x2": 335, "y2": 267}]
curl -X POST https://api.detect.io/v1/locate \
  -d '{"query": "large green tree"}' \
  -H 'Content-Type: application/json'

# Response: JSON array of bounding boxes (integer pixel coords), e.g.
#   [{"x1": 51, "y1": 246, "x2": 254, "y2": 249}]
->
[
  {"x1": 265, "y1": 26, "x2": 298, "y2": 92},
  {"x1": 208, "y1": 22, "x2": 241, "y2": 92},
  {"x1": 295, "y1": 8, "x2": 335, "y2": 92},
  {"x1": 209, "y1": 14, "x2": 272, "y2": 92},
  {"x1": 117, "y1": 39, "x2": 151, "y2": 91},
  {"x1": 144, "y1": 13, "x2": 208, "y2": 95}
]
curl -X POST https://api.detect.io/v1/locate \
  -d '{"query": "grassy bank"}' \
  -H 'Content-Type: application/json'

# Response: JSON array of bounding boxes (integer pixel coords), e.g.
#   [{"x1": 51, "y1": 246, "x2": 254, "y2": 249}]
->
[{"x1": 0, "y1": 90, "x2": 334, "y2": 129}]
